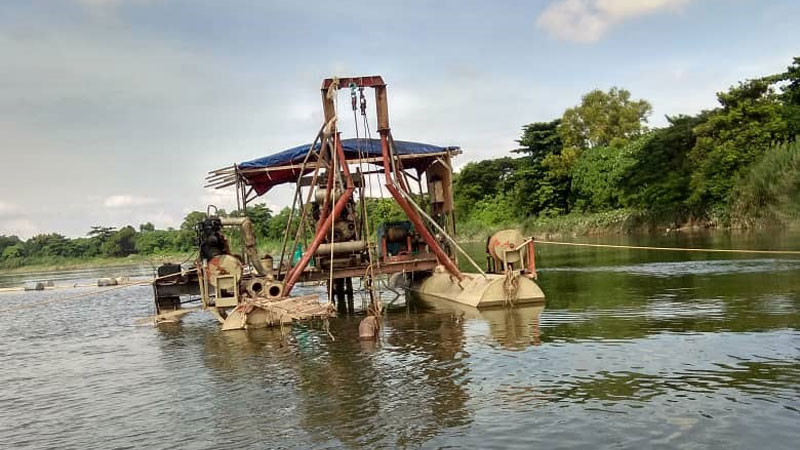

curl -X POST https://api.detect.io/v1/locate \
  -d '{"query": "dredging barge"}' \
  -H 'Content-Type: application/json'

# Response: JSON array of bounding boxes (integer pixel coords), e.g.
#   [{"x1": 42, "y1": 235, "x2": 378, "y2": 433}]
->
[{"x1": 153, "y1": 75, "x2": 544, "y2": 331}]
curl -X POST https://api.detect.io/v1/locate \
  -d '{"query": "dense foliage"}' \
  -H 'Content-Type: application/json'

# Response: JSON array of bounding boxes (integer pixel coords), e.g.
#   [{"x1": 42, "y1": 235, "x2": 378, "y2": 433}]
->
[
  {"x1": 0, "y1": 204, "x2": 294, "y2": 268},
  {"x1": 454, "y1": 57, "x2": 800, "y2": 230}
]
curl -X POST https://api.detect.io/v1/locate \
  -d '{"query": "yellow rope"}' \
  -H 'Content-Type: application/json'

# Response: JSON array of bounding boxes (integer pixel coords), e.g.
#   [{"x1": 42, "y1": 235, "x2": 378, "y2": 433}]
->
[{"x1": 533, "y1": 240, "x2": 800, "y2": 255}]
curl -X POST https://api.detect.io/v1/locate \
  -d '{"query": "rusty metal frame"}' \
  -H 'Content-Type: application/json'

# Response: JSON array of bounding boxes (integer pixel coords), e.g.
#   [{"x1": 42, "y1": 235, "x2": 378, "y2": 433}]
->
[{"x1": 283, "y1": 133, "x2": 355, "y2": 295}]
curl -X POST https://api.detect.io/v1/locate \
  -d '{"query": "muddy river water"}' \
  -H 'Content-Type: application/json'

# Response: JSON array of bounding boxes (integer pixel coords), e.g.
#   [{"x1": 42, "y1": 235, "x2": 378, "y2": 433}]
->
[{"x1": 1, "y1": 230, "x2": 798, "y2": 449}]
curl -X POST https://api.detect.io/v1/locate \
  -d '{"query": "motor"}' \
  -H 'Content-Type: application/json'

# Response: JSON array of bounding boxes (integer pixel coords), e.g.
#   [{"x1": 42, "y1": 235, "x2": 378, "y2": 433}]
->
[{"x1": 196, "y1": 216, "x2": 229, "y2": 260}]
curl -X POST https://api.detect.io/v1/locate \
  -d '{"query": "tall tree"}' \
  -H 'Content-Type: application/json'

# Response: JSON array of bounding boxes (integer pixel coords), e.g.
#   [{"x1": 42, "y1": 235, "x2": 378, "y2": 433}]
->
[
  {"x1": 87, "y1": 226, "x2": 116, "y2": 241},
  {"x1": 244, "y1": 203, "x2": 273, "y2": 240},
  {"x1": 454, "y1": 157, "x2": 519, "y2": 219},
  {"x1": 559, "y1": 87, "x2": 652, "y2": 150},
  {"x1": 514, "y1": 119, "x2": 562, "y2": 160},
  {"x1": 689, "y1": 79, "x2": 790, "y2": 212},
  {"x1": 621, "y1": 114, "x2": 704, "y2": 216},
  {"x1": 102, "y1": 226, "x2": 138, "y2": 257}
]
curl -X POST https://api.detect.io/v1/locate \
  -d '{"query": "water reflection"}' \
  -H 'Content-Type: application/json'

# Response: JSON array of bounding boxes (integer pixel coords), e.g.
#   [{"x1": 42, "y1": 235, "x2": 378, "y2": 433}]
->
[
  {"x1": 162, "y1": 314, "x2": 474, "y2": 448},
  {"x1": 412, "y1": 297, "x2": 544, "y2": 349},
  {"x1": 3, "y1": 231, "x2": 800, "y2": 449}
]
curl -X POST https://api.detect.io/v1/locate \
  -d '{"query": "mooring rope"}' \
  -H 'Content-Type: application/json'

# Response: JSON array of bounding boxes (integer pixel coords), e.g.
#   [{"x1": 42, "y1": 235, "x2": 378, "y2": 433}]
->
[{"x1": 533, "y1": 240, "x2": 800, "y2": 255}]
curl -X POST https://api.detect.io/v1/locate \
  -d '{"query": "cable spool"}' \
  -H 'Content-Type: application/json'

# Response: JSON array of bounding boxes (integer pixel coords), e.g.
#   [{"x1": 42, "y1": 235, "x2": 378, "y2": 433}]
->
[{"x1": 487, "y1": 229, "x2": 527, "y2": 266}]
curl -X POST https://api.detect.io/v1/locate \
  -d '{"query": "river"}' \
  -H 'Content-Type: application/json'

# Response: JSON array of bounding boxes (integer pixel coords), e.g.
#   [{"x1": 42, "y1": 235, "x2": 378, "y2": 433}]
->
[{"x1": 0, "y1": 230, "x2": 798, "y2": 449}]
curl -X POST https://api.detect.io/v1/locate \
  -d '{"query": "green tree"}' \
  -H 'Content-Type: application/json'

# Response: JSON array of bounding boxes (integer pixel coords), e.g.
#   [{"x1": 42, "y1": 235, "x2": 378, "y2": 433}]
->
[
  {"x1": 730, "y1": 140, "x2": 800, "y2": 226},
  {"x1": 266, "y1": 207, "x2": 293, "y2": 241},
  {"x1": 24, "y1": 233, "x2": 73, "y2": 257},
  {"x1": 689, "y1": 79, "x2": 790, "y2": 213},
  {"x1": 88, "y1": 226, "x2": 116, "y2": 240},
  {"x1": 245, "y1": 203, "x2": 273, "y2": 240},
  {"x1": 559, "y1": 87, "x2": 652, "y2": 150},
  {"x1": 87, "y1": 226, "x2": 116, "y2": 255},
  {"x1": 2, "y1": 243, "x2": 24, "y2": 259},
  {"x1": 514, "y1": 119, "x2": 562, "y2": 160},
  {"x1": 453, "y1": 157, "x2": 518, "y2": 219},
  {"x1": 774, "y1": 56, "x2": 800, "y2": 138},
  {"x1": 0, "y1": 235, "x2": 22, "y2": 257},
  {"x1": 571, "y1": 143, "x2": 636, "y2": 212},
  {"x1": 173, "y1": 211, "x2": 207, "y2": 251},
  {"x1": 136, "y1": 230, "x2": 175, "y2": 254},
  {"x1": 180, "y1": 211, "x2": 207, "y2": 231},
  {"x1": 102, "y1": 226, "x2": 138, "y2": 257},
  {"x1": 139, "y1": 222, "x2": 155, "y2": 232},
  {"x1": 621, "y1": 115, "x2": 703, "y2": 216}
]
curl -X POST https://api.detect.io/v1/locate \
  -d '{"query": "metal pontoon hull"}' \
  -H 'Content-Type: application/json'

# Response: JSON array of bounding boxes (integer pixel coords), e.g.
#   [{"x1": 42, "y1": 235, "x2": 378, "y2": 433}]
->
[{"x1": 410, "y1": 266, "x2": 545, "y2": 308}]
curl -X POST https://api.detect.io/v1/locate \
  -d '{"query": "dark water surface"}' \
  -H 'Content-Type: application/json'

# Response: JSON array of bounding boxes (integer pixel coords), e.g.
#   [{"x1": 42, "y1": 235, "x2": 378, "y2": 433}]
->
[{"x1": 1, "y1": 231, "x2": 799, "y2": 449}]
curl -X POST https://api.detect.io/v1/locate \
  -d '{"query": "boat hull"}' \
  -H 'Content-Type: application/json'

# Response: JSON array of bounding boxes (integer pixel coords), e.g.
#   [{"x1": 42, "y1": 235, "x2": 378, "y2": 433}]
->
[{"x1": 410, "y1": 266, "x2": 545, "y2": 308}]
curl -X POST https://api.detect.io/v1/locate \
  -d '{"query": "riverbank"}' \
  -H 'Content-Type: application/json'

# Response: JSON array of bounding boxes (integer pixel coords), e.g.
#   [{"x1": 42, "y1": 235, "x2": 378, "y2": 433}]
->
[
  {"x1": 453, "y1": 208, "x2": 799, "y2": 241},
  {"x1": 0, "y1": 240, "x2": 286, "y2": 273}
]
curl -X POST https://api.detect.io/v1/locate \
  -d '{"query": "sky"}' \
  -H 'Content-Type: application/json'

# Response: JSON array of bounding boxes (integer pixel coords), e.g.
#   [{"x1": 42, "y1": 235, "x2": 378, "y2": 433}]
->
[{"x1": 0, "y1": 0, "x2": 798, "y2": 239}]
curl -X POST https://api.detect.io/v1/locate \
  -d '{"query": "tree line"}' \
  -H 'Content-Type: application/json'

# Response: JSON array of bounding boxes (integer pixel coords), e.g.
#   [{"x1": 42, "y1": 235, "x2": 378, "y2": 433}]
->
[
  {"x1": 453, "y1": 56, "x2": 800, "y2": 231},
  {"x1": 0, "y1": 198, "x2": 406, "y2": 268},
  {"x1": 0, "y1": 204, "x2": 292, "y2": 268}
]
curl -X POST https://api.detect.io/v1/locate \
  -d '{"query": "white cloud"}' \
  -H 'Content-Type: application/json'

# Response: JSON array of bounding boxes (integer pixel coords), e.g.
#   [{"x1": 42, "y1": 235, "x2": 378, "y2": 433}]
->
[
  {"x1": 103, "y1": 195, "x2": 157, "y2": 208},
  {"x1": 537, "y1": 0, "x2": 693, "y2": 43}
]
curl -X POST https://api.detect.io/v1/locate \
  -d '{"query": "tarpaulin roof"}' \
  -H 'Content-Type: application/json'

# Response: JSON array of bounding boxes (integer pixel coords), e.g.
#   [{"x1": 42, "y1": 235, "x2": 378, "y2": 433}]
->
[
  {"x1": 239, "y1": 138, "x2": 457, "y2": 170},
  {"x1": 237, "y1": 138, "x2": 459, "y2": 195}
]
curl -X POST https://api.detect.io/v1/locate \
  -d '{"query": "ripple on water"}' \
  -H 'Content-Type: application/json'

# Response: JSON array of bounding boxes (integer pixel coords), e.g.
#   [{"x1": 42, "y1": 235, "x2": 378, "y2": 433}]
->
[{"x1": 1, "y1": 259, "x2": 799, "y2": 449}]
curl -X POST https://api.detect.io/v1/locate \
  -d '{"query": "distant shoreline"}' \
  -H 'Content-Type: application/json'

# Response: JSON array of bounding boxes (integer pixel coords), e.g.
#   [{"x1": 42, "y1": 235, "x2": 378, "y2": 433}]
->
[{"x1": 0, "y1": 253, "x2": 192, "y2": 274}]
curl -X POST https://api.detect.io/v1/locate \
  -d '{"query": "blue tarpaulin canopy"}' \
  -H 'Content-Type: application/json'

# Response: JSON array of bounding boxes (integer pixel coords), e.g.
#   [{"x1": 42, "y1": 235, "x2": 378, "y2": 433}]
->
[
  {"x1": 239, "y1": 138, "x2": 457, "y2": 170},
  {"x1": 236, "y1": 138, "x2": 459, "y2": 195}
]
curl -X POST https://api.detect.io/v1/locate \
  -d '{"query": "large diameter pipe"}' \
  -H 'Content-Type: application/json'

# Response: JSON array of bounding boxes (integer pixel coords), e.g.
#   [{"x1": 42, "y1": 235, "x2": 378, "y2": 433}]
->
[
  {"x1": 315, "y1": 240, "x2": 367, "y2": 255},
  {"x1": 220, "y1": 217, "x2": 269, "y2": 277}
]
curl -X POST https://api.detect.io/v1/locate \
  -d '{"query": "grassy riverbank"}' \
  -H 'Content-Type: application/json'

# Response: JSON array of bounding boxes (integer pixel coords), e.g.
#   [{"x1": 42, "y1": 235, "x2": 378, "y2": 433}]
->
[
  {"x1": 0, "y1": 253, "x2": 193, "y2": 274},
  {"x1": 0, "y1": 240, "x2": 286, "y2": 273},
  {"x1": 457, "y1": 209, "x2": 725, "y2": 241}
]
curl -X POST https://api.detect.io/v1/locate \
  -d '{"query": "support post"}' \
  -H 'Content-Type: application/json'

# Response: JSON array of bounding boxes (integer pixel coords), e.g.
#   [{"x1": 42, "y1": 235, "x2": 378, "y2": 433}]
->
[{"x1": 527, "y1": 239, "x2": 537, "y2": 279}]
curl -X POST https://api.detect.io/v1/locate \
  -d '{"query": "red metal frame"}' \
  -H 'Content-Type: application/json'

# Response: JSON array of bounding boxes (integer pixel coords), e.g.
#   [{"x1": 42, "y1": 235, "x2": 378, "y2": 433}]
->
[
  {"x1": 283, "y1": 75, "x2": 464, "y2": 296},
  {"x1": 283, "y1": 134, "x2": 355, "y2": 295},
  {"x1": 379, "y1": 130, "x2": 464, "y2": 281}
]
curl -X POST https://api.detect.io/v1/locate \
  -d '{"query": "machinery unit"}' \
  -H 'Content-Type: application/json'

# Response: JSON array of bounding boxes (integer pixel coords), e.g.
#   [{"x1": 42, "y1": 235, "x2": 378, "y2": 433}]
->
[{"x1": 153, "y1": 75, "x2": 544, "y2": 330}]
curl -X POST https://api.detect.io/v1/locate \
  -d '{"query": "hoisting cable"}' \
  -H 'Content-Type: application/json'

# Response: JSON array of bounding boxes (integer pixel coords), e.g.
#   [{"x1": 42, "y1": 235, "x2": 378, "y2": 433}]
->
[
  {"x1": 531, "y1": 240, "x2": 800, "y2": 255},
  {"x1": 276, "y1": 125, "x2": 326, "y2": 280},
  {"x1": 285, "y1": 129, "x2": 332, "y2": 280},
  {"x1": 353, "y1": 86, "x2": 380, "y2": 313}
]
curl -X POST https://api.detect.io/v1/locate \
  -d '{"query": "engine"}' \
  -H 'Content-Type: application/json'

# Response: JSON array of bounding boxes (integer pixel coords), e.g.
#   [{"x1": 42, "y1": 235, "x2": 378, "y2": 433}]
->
[{"x1": 196, "y1": 216, "x2": 229, "y2": 260}]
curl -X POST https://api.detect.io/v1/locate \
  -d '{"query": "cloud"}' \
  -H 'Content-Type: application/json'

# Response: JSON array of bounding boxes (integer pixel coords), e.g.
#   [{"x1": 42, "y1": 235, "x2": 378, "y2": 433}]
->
[
  {"x1": 103, "y1": 195, "x2": 157, "y2": 208},
  {"x1": 536, "y1": 0, "x2": 693, "y2": 43}
]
